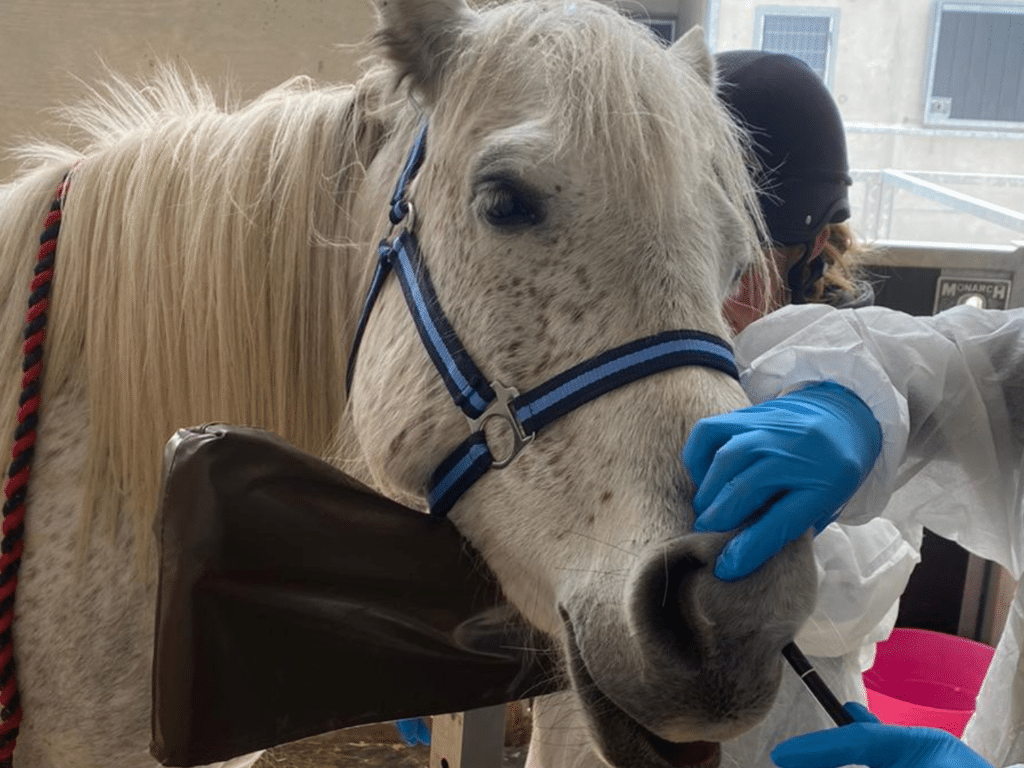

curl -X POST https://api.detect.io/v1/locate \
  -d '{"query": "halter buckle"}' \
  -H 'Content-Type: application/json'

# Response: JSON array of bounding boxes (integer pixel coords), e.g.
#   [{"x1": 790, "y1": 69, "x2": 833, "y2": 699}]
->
[{"x1": 466, "y1": 381, "x2": 534, "y2": 469}]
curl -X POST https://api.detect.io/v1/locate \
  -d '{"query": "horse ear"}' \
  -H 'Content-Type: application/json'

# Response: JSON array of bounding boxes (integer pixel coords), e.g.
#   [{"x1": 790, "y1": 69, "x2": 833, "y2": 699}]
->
[
  {"x1": 669, "y1": 26, "x2": 716, "y2": 88},
  {"x1": 373, "y1": 0, "x2": 475, "y2": 104}
]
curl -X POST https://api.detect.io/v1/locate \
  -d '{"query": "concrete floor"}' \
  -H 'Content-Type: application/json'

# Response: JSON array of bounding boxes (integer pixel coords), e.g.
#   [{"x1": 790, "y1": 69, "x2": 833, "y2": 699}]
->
[
  {"x1": 253, "y1": 732, "x2": 528, "y2": 768},
  {"x1": 253, "y1": 708, "x2": 532, "y2": 768}
]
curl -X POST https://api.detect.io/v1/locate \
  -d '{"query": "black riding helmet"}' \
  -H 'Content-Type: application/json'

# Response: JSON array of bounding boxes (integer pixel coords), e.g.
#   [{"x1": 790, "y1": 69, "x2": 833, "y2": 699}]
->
[{"x1": 715, "y1": 50, "x2": 853, "y2": 302}]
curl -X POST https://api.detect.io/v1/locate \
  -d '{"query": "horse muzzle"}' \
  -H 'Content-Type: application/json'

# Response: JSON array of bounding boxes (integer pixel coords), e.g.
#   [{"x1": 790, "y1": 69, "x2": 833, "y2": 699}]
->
[
  {"x1": 562, "y1": 608, "x2": 724, "y2": 768},
  {"x1": 558, "y1": 531, "x2": 816, "y2": 766}
]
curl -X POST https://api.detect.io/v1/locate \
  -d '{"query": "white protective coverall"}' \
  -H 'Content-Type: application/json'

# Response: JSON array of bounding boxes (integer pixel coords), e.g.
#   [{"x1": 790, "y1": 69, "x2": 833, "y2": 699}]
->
[{"x1": 724, "y1": 302, "x2": 1024, "y2": 768}]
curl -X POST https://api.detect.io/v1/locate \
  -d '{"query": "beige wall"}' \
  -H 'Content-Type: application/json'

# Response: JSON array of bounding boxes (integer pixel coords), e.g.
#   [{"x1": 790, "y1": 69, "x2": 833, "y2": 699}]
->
[
  {"x1": 1, "y1": 0, "x2": 377, "y2": 181},
  {"x1": 6, "y1": 0, "x2": 1021, "y2": 244},
  {"x1": 710, "y1": 0, "x2": 1024, "y2": 244},
  {"x1": 712, "y1": 0, "x2": 933, "y2": 127}
]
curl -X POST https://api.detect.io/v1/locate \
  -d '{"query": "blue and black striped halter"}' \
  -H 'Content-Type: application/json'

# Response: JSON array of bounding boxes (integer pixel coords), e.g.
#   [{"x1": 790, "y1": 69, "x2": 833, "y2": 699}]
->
[{"x1": 346, "y1": 123, "x2": 740, "y2": 517}]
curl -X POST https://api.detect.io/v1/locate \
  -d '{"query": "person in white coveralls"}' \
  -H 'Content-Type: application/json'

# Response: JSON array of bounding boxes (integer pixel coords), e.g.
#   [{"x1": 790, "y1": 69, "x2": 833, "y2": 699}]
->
[
  {"x1": 687, "y1": 51, "x2": 1013, "y2": 768},
  {"x1": 686, "y1": 302, "x2": 1024, "y2": 768}
]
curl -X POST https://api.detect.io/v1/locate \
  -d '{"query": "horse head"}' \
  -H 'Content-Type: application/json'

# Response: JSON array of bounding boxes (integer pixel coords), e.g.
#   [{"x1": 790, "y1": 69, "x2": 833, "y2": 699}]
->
[{"x1": 346, "y1": 1, "x2": 818, "y2": 765}]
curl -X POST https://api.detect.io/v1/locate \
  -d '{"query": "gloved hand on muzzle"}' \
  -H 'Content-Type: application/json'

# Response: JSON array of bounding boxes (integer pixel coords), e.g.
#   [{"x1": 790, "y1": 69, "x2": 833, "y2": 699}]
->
[
  {"x1": 682, "y1": 381, "x2": 882, "y2": 580},
  {"x1": 770, "y1": 702, "x2": 994, "y2": 768}
]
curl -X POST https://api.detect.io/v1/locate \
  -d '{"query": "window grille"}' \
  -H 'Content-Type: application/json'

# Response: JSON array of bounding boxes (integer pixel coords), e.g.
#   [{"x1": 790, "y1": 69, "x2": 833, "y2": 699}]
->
[
  {"x1": 926, "y1": 3, "x2": 1024, "y2": 129},
  {"x1": 755, "y1": 8, "x2": 838, "y2": 85}
]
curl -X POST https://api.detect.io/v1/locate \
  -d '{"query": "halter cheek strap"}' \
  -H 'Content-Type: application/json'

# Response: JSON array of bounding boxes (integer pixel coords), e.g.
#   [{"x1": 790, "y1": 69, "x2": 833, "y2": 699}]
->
[
  {"x1": 347, "y1": 122, "x2": 741, "y2": 517},
  {"x1": 346, "y1": 123, "x2": 430, "y2": 392}
]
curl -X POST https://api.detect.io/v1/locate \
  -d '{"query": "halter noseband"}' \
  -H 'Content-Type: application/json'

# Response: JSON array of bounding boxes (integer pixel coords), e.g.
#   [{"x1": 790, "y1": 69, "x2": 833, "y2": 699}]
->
[{"x1": 347, "y1": 123, "x2": 740, "y2": 517}]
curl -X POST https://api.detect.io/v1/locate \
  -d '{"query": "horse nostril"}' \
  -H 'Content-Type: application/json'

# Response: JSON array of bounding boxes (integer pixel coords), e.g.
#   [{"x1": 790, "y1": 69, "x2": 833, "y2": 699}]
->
[
  {"x1": 631, "y1": 543, "x2": 710, "y2": 667},
  {"x1": 663, "y1": 554, "x2": 705, "y2": 608},
  {"x1": 667, "y1": 554, "x2": 708, "y2": 658}
]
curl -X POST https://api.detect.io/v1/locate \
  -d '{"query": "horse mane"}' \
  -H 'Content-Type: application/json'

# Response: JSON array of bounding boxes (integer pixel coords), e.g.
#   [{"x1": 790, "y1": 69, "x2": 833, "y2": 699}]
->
[{"x1": 0, "y1": 64, "x2": 405, "y2": 566}]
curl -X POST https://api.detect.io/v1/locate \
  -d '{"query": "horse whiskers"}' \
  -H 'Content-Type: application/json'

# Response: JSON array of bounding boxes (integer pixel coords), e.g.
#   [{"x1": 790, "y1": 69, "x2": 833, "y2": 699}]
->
[
  {"x1": 719, "y1": 751, "x2": 745, "y2": 767},
  {"x1": 663, "y1": 546, "x2": 671, "y2": 608},
  {"x1": 559, "y1": 528, "x2": 639, "y2": 556},
  {"x1": 541, "y1": 704, "x2": 591, "y2": 734},
  {"x1": 799, "y1": 614, "x2": 843, "y2": 645},
  {"x1": 553, "y1": 566, "x2": 630, "y2": 576}
]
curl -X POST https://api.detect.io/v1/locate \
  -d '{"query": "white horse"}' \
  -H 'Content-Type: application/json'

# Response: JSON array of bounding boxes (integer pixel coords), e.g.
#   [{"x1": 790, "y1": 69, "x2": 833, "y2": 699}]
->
[{"x1": 0, "y1": 1, "x2": 817, "y2": 767}]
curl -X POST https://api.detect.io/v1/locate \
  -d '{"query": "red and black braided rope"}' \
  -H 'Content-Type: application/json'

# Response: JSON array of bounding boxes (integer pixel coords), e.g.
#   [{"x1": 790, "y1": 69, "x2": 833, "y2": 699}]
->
[{"x1": 0, "y1": 172, "x2": 70, "y2": 767}]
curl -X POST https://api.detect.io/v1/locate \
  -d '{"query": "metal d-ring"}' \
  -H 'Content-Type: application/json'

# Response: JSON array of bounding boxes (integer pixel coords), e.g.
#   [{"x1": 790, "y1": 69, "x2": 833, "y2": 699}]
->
[
  {"x1": 466, "y1": 381, "x2": 534, "y2": 468},
  {"x1": 401, "y1": 201, "x2": 416, "y2": 232},
  {"x1": 383, "y1": 201, "x2": 417, "y2": 247}
]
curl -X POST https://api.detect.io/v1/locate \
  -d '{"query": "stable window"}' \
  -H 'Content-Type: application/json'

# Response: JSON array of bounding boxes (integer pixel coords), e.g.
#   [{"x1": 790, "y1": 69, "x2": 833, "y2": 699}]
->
[
  {"x1": 925, "y1": 3, "x2": 1024, "y2": 129},
  {"x1": 755, "y1": 6, "x2": 839, "y2": 86}
]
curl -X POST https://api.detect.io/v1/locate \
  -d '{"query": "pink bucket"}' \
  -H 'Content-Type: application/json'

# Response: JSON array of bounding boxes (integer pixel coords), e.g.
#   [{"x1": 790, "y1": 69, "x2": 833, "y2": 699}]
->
[{"x1": 862, "y1": 627, "x2": 995, "y2": 737}]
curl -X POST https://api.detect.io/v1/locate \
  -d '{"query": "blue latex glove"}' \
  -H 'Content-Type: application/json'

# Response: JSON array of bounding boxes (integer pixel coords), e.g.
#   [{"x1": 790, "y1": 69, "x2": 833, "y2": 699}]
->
[
  {"x1": 771, "y1": 702, "x2": 994, "y2": 768},
  {"x1": 395, "y1": 717, "x2": 431, "y2": 746},
  {"x1": 682, "y1": 381, "x2": 882, "y2": 580}
]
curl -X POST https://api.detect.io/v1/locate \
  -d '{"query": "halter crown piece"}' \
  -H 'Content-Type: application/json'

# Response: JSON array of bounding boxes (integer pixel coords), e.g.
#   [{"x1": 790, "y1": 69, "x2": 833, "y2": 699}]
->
[{"x1": 347, "y1": 123, "x2": 741, "y2": 517}]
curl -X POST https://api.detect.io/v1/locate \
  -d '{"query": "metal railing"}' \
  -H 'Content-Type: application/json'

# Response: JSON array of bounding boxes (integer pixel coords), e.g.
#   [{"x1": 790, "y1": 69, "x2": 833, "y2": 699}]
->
[{"x1": 854, "y1": 169, "x2": 1024, "y2": 241}]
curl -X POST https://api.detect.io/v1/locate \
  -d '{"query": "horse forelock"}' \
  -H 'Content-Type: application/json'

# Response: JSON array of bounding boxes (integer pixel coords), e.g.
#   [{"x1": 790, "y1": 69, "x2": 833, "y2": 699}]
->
[
  {"x1": 409, "y1": 0, "x2": 772, "y2": 321},
  {"x1": 426, "y1": 1, "x2": 764, "y2": 232},
  {"x1": 0, "y1": 65, "x2": 407, "y2": 567}
]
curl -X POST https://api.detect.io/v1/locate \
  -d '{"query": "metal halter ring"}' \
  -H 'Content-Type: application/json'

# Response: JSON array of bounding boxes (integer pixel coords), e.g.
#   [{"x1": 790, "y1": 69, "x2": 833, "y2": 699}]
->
[
  {"x1": 465, "y1": 381, "x2": 534, "y2": 469},
  {"x1": 398, "y1": 201, "x2": 416, "y2": 232}
]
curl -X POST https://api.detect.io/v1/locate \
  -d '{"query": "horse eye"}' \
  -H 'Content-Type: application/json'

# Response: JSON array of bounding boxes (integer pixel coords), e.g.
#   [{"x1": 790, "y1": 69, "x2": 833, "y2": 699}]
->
[{"x1": 478, "y1": 180, "x2": 545, "y2": 229}]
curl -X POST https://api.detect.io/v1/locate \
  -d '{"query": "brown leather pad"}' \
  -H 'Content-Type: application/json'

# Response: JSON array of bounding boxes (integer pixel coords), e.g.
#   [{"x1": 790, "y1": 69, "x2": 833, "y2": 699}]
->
[{"x1": 151, "y1": 425, "x2": 559, "y2": 766}]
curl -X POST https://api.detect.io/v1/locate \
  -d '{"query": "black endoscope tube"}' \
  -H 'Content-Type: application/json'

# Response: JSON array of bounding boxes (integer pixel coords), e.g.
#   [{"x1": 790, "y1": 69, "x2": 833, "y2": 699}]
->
[{"x1": 781, "y1": 642, "x2": 856, "y2": 726}]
